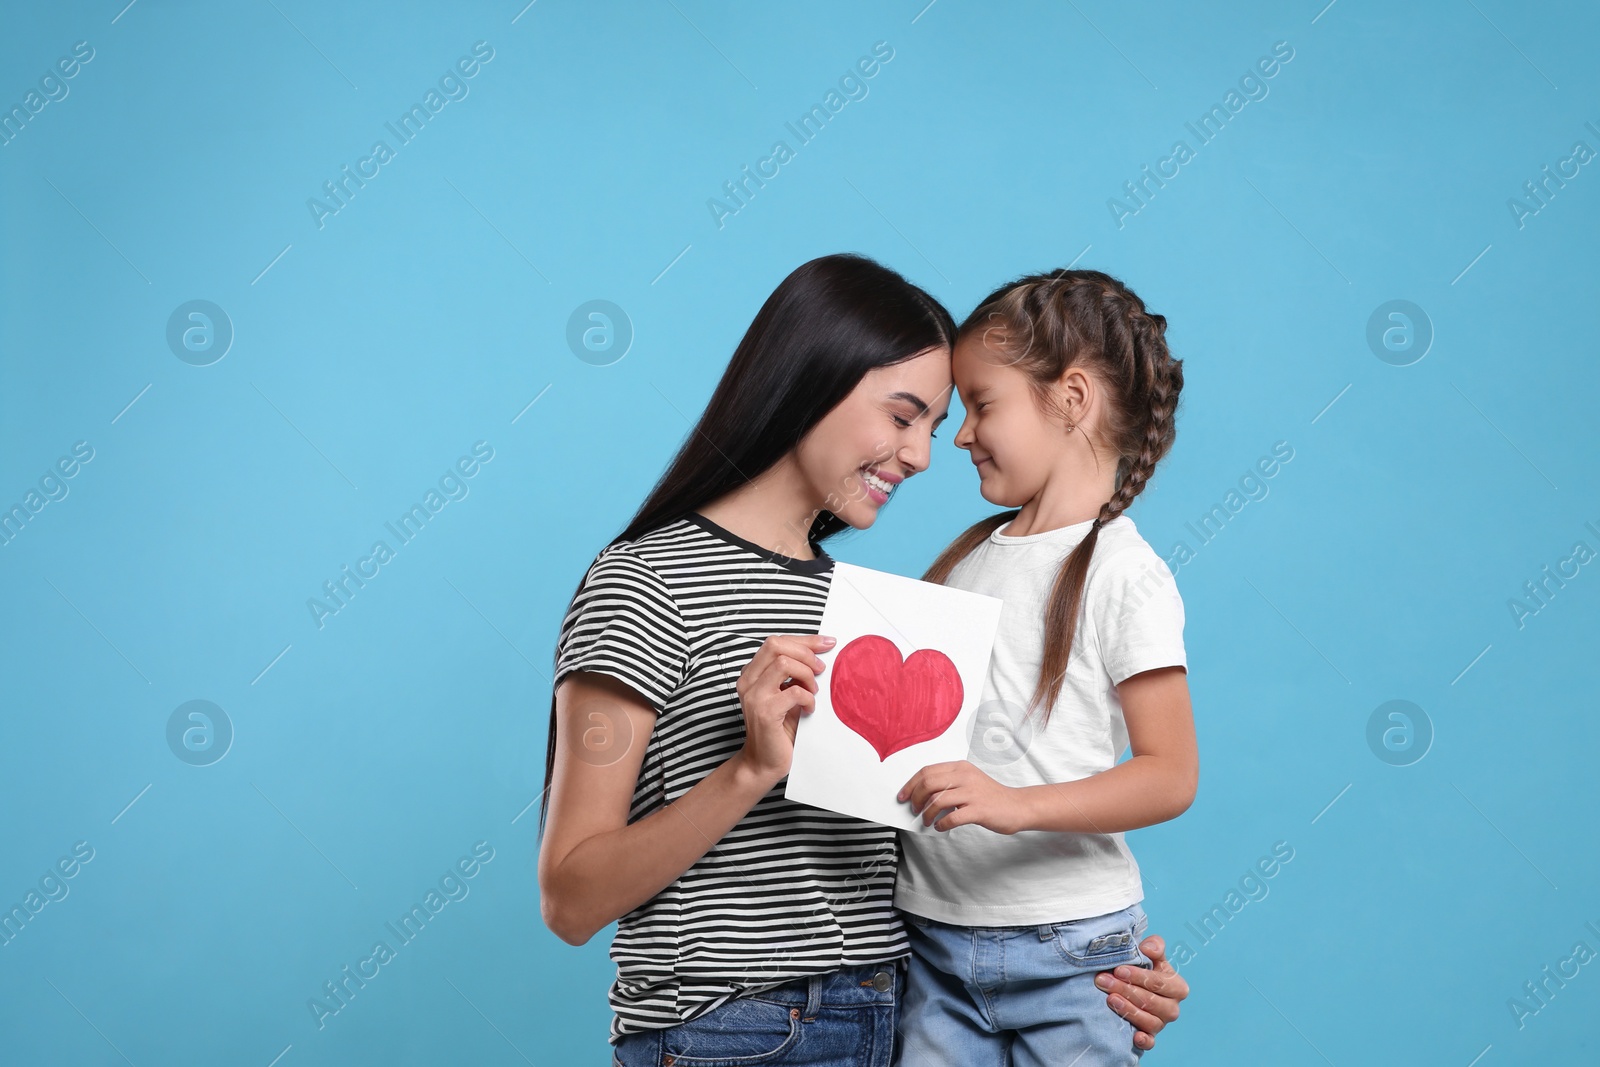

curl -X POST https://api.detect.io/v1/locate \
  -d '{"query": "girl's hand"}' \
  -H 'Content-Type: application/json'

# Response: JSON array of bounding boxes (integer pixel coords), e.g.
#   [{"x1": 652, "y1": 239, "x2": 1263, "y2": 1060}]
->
[
  {"x1": 1096, "y1": 935, "x2": 1189, "y2": 1050},
  {"x1": 897, "y1": 760, "x2": 1027, "y2": 834},
  {"x1": 734, "y1": 634, "x2": 835, "y2": 786}
]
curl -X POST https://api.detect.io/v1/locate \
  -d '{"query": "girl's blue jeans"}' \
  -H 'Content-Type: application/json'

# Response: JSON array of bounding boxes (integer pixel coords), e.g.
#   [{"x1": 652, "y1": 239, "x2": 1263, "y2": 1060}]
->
[
  {"x1": 892, "y1": 902, "x2": 1152, "y2": 1067},
  {"x1": 610, "y1": 958, "x2": 905, "y2": 1066}
]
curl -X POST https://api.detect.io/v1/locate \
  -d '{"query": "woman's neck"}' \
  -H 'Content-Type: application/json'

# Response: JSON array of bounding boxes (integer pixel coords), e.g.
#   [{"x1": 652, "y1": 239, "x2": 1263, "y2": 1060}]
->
[{"x1": 698, "y1": 463, "x2": 823, "y2": 561}]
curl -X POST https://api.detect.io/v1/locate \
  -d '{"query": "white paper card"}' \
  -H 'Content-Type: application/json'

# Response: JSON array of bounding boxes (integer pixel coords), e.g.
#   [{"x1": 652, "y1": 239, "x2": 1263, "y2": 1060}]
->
[{"x1": 784, "y1": 560, "x2": 1004, "y2": 832}]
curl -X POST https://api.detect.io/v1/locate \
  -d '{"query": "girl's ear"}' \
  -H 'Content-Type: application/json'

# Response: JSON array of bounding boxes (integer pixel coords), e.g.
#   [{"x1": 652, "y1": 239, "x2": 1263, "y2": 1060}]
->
[{"x1": 1053, "y1": 365, "x2": 1096, "y2": 426}]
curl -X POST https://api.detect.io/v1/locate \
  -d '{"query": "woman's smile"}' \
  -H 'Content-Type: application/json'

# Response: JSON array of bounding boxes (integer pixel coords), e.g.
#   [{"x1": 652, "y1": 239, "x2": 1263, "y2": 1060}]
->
[{"x1": 860, "y1": 465, "x2": 902, "y2": 504}]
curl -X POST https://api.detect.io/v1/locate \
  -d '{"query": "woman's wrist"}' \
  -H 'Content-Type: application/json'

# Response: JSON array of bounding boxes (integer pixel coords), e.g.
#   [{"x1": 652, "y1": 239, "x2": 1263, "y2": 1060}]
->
[{"x1": 726, "y1": 748, "x2": 785, "y2": 797}]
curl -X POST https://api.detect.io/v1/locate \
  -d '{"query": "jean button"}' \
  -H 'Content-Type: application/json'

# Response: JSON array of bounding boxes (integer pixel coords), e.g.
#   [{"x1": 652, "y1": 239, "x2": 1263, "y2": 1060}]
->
[{"x1": 871, "y1": 969, "x2": 892, "y2": 992}]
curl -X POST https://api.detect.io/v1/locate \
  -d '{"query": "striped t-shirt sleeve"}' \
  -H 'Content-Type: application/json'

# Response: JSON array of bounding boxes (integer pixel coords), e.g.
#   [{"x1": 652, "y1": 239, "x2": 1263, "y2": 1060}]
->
[{"x1": 554, "y1": 545, "x2": 689, "y2": 712}]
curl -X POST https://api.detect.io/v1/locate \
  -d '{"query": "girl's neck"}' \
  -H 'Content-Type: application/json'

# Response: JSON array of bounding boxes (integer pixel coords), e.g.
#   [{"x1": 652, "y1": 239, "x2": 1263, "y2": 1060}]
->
[{"x1": 1005, "y1": 467, "x2": 1118, "y2": 539}]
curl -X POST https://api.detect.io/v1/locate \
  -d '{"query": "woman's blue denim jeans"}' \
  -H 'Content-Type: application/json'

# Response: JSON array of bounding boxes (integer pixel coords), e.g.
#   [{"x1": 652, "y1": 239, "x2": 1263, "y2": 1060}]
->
[
  {"x1": 893, "y1": 903, "x2": 1152, "y2": 1067},
  {"x1": 611, "y1": 958, "x2": 906, "y2": 1066}
]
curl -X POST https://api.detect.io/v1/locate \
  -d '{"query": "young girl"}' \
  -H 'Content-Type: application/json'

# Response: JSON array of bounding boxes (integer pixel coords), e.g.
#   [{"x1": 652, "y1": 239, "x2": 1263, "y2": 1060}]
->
[{"x1": 893, "y1": 269, "x2": 1196, "y2": 1066}]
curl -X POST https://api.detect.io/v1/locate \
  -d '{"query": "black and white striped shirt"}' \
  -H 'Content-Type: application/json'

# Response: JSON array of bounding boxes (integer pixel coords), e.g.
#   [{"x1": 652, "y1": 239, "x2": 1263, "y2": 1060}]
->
[{"x1": 553, "y1": 512, "x2": 908, "y2": 1044}]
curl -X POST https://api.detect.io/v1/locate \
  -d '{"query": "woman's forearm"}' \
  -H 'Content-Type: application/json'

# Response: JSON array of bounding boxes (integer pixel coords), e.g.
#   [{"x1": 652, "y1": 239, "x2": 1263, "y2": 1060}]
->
[
  {"x1": 542, "y1": 752, "x2": 778, "y2": 944},
  {"x1": 1014, "y1": 754, "x2": 1196, "y2": 835}
]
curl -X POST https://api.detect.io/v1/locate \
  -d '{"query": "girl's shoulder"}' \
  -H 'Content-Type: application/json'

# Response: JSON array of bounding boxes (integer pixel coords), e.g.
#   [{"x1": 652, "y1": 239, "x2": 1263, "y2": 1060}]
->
[
  {"x1": 1082, "y1": 519, "x2": 1188, "y2": 677},
  {"x1": 1085, "y1": 517, "x2": 1179, "y2": 593}
]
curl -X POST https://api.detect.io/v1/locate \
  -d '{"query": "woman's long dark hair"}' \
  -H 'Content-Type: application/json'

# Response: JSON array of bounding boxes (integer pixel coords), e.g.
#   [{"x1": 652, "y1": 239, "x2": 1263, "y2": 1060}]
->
[{"x1": 539, "y1": 253, "x2": 956, "y2": 837}]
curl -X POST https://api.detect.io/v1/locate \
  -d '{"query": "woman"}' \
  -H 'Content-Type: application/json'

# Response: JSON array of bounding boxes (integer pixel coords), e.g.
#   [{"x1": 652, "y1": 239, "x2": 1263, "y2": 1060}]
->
[{"x1": 538, "y1": 253, "x2": 1189, "y2": 1066}]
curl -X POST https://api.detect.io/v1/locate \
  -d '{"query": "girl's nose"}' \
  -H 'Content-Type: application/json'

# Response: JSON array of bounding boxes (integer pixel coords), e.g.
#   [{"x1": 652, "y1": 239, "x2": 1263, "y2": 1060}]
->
[{"x1": 953, "y1": 418, "x2": 975, "y2": 450}]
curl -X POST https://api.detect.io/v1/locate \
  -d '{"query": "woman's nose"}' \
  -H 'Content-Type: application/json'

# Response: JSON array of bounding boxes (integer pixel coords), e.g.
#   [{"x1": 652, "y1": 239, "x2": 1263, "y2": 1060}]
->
[{"x1": 899, "y1": 436, "x2": 930, "y2": 474}]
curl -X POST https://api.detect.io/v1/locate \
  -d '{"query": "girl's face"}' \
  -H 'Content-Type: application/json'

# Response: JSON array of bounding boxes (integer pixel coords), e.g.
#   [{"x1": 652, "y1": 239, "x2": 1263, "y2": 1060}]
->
[
  {"x1": 951, "y1": 331, "x2": 1084, "y2": 507},
  {"x1": 793, "y1": 345, "x2": 953, "y2": 530}
]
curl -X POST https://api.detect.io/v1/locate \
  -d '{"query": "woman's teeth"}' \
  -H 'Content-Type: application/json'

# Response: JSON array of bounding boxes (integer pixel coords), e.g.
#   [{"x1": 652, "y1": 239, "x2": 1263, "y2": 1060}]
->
[{"x1": 862, "y1": 468, "x2": 894, "y2": 496}]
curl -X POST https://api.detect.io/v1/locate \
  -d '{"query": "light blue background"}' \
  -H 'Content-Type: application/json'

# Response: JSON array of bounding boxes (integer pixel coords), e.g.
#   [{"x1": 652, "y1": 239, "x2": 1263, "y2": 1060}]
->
[{"x1": 2, "y1": 1, "x2": 1596, "y2": 1064}]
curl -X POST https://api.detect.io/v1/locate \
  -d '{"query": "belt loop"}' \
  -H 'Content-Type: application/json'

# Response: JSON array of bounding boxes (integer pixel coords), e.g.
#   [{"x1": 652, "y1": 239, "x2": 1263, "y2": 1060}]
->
[
  {"x1": 1037, "y1": 923, "x2": 1054, "y2": 941},
  {"x1": 804, "y1": 970, "x2": 823, "y2": 1020}
]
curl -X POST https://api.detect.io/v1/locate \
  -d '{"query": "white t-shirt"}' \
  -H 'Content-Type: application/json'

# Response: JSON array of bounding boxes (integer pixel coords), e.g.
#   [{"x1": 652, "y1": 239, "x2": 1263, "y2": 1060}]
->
[{"x1": 894, "y1": 513, "x2": 1187, "y2": 925}]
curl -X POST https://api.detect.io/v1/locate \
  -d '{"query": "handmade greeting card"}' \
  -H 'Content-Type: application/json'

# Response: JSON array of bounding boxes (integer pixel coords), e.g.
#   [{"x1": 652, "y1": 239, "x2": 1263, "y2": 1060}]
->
[{"x1": 784, "y1": 561, "x2": 1004, "y2": 831}]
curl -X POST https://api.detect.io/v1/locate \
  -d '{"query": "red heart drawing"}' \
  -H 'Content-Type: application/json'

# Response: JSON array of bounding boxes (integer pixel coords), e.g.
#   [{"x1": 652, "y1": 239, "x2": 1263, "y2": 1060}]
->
[{"x1": 829, "y1": 634, "x2": 964, "y2": 762}]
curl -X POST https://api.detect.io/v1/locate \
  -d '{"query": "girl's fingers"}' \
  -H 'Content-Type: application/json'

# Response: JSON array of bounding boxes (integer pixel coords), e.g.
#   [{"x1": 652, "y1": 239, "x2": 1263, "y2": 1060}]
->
[
  {"x1": 923, "y1": 789, "x2": 962, "y2": 826},
  {"x1": 899, "y1": 764, "x2": 954, "y2": 808},
  {"x1": 896, "y1": 770, "x2": 926, "y2": 805},
  {"x1": 908, "y1": 777, "x2": 957, "y2": 814}
]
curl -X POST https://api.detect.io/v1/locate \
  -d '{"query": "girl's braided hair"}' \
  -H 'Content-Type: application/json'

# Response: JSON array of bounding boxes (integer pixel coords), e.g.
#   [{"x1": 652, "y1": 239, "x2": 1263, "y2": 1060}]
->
[{"x1": 923, "y1": 269, "x2": 1183, "y2": 723}]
